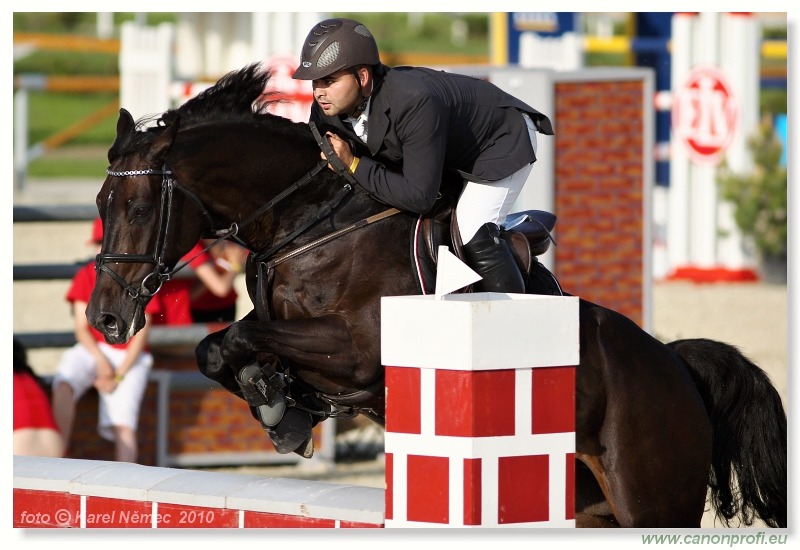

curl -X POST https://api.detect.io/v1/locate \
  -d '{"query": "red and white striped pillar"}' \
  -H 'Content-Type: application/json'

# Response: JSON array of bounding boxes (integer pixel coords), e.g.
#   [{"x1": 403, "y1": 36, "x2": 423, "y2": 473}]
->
[{"x1": 381, "y1": 293, "x2": 579, "y2": 528}]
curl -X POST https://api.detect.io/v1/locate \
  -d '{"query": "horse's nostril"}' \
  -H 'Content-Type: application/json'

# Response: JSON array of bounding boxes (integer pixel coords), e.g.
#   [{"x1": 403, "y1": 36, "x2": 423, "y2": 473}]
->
[{"x1": 100, "y1": 313, "x2": 118, "y2": 330}]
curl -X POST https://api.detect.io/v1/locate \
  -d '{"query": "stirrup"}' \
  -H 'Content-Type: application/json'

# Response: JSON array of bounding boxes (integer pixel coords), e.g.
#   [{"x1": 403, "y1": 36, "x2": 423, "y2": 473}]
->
[{"x1": 236, "y1": 362, "x2": 287, "y2": 427}]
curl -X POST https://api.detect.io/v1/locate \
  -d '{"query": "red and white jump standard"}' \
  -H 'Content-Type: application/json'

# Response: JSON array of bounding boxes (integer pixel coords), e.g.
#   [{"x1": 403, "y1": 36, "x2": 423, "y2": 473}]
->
[{"x1": 381, "y1": 292, "x2": 579, "y2": 528}]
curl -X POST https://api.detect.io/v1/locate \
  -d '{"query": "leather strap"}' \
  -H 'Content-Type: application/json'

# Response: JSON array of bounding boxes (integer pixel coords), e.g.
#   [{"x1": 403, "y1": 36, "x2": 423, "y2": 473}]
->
[{"x1": 309, "y1": 121, "x2": 358, "y2": 185}]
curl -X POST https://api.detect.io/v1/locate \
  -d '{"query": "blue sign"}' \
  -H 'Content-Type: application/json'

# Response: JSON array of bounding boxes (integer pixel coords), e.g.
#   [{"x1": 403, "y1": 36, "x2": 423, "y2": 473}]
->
[
  {"x1": 774, "y1": 114, "x2": 787, "y2": 167},
  {"x1": 506, "y1": 12, "x2": 580, "y2": 64}
]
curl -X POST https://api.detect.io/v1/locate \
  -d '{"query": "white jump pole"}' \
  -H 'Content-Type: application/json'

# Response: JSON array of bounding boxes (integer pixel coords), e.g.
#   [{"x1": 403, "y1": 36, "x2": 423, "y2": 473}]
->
[{"x1": 13, "y1": 455, "x2": 383, "y2": 528}]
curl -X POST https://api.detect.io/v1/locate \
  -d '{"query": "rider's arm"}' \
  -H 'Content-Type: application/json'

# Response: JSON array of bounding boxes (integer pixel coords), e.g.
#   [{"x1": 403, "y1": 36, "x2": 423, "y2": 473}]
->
[
  {"x1": 310, "y1": 94, "x2": 447, "y2": 215},
  {"x1": 351, "y1": 93, "x2": 447, "y2": 214}
]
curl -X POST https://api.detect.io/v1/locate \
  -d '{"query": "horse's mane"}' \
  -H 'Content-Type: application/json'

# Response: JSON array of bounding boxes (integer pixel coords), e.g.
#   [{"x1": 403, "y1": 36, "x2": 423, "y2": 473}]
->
[
  {"x1": 109, "y1": 63, "x2": 307, "y2": 161},
  {"x1": 160, "y1": 62, "x2": 275, "y2": 127}
]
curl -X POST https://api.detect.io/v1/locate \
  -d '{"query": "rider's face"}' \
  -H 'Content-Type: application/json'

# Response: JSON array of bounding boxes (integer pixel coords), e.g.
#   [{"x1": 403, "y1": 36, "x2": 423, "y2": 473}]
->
[{"x1": 312, "y1": 69, "x2": 364, "y2": 117}]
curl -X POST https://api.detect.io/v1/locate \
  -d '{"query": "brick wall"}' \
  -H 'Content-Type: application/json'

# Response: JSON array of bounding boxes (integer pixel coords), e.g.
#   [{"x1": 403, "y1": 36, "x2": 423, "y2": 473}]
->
[{"x1": 554, "y1": 80, "x2": 645, "y2": 326}]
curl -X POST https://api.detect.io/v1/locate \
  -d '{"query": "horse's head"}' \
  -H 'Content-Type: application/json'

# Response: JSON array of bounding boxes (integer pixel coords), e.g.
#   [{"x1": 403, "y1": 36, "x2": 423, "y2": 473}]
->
[{"x1": 87, "y1": 108, "x2": 210, "y2": 343}]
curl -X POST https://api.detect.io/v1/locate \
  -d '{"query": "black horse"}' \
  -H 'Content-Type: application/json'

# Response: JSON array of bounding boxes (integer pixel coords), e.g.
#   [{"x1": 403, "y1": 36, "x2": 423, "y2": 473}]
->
[{"x1": 87, "y1": 64, "x2": 786, "y2": 528}]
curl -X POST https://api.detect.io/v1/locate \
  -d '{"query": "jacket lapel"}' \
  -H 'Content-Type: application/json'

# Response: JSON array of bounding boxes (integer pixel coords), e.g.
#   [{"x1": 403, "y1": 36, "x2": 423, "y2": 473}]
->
[{"x1": 366, "y1": 86, "x2": 390, "y2": 156}]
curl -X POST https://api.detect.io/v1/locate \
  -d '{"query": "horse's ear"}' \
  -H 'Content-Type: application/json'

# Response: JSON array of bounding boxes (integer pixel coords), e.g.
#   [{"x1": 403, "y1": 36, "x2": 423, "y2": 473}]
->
[
  {"x1": 116, "y1": 108, "x2": 135, "y2": 139},
  {"x1": 147, "y1": 116, "x2": 182, "y2": 162},
  {"x1": 108, "y1": 109, "x2": 137, "y2": 163}
]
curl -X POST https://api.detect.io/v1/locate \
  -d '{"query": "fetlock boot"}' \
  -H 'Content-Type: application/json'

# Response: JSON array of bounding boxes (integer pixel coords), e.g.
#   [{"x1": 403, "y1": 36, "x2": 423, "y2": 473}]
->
[
  {"x1": 462, "y1": 222, "x2": 526, "y2": 293},
  {"x1": 236, "y1": 361, "x2": 287, "y2": 427}
]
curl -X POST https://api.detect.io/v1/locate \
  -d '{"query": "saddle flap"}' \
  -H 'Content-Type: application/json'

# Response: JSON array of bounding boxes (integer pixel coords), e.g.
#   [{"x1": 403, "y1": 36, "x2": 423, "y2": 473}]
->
[{"x1": 504, "y1": 210, "x2": 557, "y2": 257}]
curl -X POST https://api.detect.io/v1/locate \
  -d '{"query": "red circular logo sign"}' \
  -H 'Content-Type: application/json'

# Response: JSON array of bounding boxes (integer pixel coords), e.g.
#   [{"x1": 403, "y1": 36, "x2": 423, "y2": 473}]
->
[{"x1": 671, "y1": 65, "x2": 738, "y2": 165}]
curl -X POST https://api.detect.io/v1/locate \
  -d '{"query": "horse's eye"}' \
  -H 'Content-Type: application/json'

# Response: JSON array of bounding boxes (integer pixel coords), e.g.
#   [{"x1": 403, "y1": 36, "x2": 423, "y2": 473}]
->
[{"x1": 133, "y1": 205, "x2": 151, "y2": 217}]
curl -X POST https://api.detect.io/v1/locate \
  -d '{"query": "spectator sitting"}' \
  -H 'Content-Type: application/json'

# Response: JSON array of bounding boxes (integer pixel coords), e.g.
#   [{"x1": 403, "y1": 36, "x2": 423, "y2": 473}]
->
[
  {"x1": 51, "y1": 217, "x2": 163, "y2": 463},
  {"x1": 154, "y1": 240, "x2": 243, "y2": 326},
  {"x1": 13, "y1": 338, "x2": 63, "y2": 458},
  {"x1": 189, "y1": 239, "x2": 248, "y2": 323}
]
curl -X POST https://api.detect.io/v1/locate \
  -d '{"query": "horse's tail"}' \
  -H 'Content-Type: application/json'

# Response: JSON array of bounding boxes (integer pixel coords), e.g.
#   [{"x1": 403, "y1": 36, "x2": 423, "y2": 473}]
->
[{"x1": 668, "y1": 338, "x2": 787, "y2": 528}]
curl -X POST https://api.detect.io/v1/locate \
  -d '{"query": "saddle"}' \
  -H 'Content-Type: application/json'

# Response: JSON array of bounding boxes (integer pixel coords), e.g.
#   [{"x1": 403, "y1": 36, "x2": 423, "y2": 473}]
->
[{"x1": 415, "y1": 198, "x2": 558, "y2": 295}]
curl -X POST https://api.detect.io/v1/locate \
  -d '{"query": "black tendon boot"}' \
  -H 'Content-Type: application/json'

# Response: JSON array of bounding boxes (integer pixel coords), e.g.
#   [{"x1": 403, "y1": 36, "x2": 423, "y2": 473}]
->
[
  {"x1": 462, "y1": 222, "x2": 526, "y2": 293},
  {"x1": 236, "y1": 362, "x2": 313, "y2": 456}
]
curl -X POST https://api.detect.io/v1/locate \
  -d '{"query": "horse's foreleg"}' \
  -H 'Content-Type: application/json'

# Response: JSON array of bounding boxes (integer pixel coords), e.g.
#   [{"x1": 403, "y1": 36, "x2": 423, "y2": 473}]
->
[
  {"x1": 195, "y1": 324, "x2": 239, "y2": 394},
  {"x1": 220, "y1": 315, "x2": 366, "y2": 391},
  {"x1": 195, "y1": 310, "x2": 262, "y2": 396}
]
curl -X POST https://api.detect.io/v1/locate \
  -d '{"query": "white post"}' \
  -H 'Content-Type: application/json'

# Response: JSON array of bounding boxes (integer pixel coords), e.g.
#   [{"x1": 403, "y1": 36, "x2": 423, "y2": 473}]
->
[
  {"x1": 718, "y1": 13, "x2": 760, "y2": 269},
  {"x1": 382, "y1": 293, "x2": 579, "y2": 528},
  {"x1": 119, "y1": 21, "x2": 174, "y2": 121},
  {"x1": 96, "y1": 12, "x2": 114, "y2": 39},
  {"x1": 202, "y1": 13, "x2": 226, "y2": 79},
  {"x1": 667, "y1": 12, "x2": 695, "y2": 272},
  {"x1": 174, "y1": 13, "x2": 204, "y2": 80},
  {"x1": 225, "y1": 13, "x2": 253, "y2": 70},
  {"x1": 14, "y1": 88, "x2": 28, "y2": 190},
  {"x1": 689, "y1": 13, "x2": 720, "y2": 268}
]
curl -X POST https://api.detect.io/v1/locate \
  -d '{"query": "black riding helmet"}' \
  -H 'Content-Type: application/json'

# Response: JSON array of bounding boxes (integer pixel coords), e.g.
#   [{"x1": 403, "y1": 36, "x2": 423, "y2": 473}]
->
[{"x1": 292, "y1": 18, "x2": 380, "y2": 81}]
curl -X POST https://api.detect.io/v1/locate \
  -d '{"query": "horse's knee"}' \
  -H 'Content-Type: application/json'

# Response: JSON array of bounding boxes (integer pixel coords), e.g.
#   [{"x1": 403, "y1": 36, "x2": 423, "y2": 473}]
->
[
  {"x1": 219, "y1": 322, "x2": 258, "y2": 368},
  {"x1": 196, "y1": 330, "x2": 244, "y2": 396},
  {"x1": 195, "y1": 330, "x2": 228, "y2": 379}
]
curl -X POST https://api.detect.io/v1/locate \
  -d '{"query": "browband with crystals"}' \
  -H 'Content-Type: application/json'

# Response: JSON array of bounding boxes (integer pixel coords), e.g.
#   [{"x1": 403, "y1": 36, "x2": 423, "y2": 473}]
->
[{"x1": 107, "y1": 167, "x2": 172, "y2": 177}]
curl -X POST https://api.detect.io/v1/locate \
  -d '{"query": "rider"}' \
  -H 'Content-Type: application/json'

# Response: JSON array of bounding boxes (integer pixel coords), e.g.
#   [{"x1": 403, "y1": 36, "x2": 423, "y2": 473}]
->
[
  {"x1": 239, "y1": 18, "x2": 554, "y2": 458},
  {"x1": 292, "y1": 17, "x2": 554, "y2": 292}
]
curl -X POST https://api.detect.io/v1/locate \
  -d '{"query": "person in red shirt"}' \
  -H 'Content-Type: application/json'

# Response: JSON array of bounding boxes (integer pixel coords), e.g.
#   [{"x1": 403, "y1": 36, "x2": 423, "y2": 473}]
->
[
  {"x1": 13, "y1": 338, "x2": 63, "y2": 457},
  {"x1": 51, "y1": 218, "x2": 163, "y2": 463},
  {"x1": 189, "y1": 239, "x2": 248, "y2": 323},
  {"x1": 153, "y1": 240, "x2": 243, "y2": 326}
]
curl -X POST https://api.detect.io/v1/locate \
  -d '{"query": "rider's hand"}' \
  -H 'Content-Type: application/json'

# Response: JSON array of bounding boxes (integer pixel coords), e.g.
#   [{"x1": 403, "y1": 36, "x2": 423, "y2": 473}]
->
[{"x1": 321, "y1": 132, "x2": 355, "y2": 172}]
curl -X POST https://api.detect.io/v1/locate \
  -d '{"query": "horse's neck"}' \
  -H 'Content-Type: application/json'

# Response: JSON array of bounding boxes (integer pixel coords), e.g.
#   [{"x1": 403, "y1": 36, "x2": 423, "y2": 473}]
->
[{"x1": 234, "y1": 162, "x2": 375, "y2": 254}]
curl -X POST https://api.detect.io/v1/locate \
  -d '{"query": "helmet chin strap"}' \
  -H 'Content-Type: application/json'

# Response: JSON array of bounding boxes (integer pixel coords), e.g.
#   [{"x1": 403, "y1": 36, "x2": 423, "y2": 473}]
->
[{"x1": 348, "y1": 67, "x2": 370, "y2": 118}]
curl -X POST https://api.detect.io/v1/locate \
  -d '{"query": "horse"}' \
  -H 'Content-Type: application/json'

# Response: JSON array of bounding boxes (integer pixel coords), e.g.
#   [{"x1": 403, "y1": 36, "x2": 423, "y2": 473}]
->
[{"x1": 87, "y1": 64, "x2": 786, "y2": 528}]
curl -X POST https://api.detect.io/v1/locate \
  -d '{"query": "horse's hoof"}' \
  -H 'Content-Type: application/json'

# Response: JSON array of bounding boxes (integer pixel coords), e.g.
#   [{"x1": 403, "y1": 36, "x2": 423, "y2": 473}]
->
[
  {"x1": 265, "y1": 408, "x2": 313, "y2": 455},
  {"x1": 294, "y1": 436, "x2": 314, "y2": 459}
]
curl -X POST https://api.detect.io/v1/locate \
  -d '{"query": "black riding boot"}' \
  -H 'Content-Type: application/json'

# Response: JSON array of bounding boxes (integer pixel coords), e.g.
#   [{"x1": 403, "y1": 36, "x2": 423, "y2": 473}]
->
[{"x1": 462, "y1": 222, "x2": 526, "y2": 293}]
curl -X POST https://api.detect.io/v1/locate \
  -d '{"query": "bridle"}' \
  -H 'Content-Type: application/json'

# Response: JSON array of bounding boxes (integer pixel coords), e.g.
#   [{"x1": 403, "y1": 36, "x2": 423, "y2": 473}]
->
[{"x1": 95, "y1": 164, "x2": 222, "y2": 309}]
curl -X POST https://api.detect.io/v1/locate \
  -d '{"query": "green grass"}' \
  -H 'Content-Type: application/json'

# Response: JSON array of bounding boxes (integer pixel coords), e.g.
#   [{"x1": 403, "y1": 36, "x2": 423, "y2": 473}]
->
[
  {"x1": 336, "y1": 12, "x2": 490, "y2": 55},
  {"x1": 14, "y1": 50, "x2": 119, "y2": 76},
  {"x1": 28, "y1": 154, "x2": 109, "y2": 178},
  {"x1": 13, "y1": 12, "x2": 177, "y2": 34},
  {"x1": 25, "y1": 90, "x2": 118, "y2": 145},
  {"x1": 19, "y1": 92, "x2": 117, "y2": 179}
]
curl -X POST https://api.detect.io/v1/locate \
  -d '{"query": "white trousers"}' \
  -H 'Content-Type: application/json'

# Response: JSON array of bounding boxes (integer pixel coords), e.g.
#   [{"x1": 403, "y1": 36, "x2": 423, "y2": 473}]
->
[
  {"x1": 456, "y1": 112, "x2": 539, "y2": 244},
  {"x1": 53, "y1": 343, "x2": 153, "y2": 441}
]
